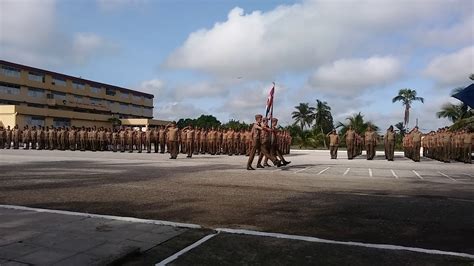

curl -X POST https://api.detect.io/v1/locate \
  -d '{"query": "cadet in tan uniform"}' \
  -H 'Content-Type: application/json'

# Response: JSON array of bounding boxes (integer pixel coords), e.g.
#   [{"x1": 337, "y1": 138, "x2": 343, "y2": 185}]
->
[
  {"x1": 159, "y1": 126, "x2": 166, "y2": 153},
  {"x1": 183, "y1": 125, "x2": 195, "y2": 158},
  {"x1": 412, "y1": 126, "x2": 422, "y2": 162},
  {"x1": 166, "y1": 122, "x2": 179, "y2": 159},
  {"x1": 119, "y1": 128, "x2": 126, "y2": 152},
  {"x1": 268, "y1": 118, "x2": 291, "y2": 165},
  {"x1": 13, "y1": 125, "x2": 20, "y2": 149},
  {"x1": 247, "y1": 115, "x2": 264, "y2": 170},
  {"x1": 112, "y1": 129, "x2": 118, "y2": 152},
  {"x1": 152, "y1": 127, "x2": 159, "y2": 153},
  {"x1": 5, "y1": 126, "x2": 11, "y2": 149},
  {"x1": 127, "y1": 128, "x2": 134, "y2": 153},
  {"x1": 364, "y1": 126, "x2": 377, "y2": 160},
  {"x1": 0, "y1": 126, "x2": 4, "y2": 149},
  {"x1": 145, "y1": 127, "x2": 152, "y2": 153},
  {"x1": 342, "y1": 126, "x2": 355, "y2": 160},
  {"x1": 69, "y1": 127, "x2": 76, "y2": 151},
  {"x1": 384, "y1": 125, "x2": 395, "y2": 161},
  {"x1": 23, "y1": 126, "x2": 31, "y2": 150},
  {"x1": 136, "y1": 127, "x2": 143, "y2": 153},
  {"x1": 79, "y1": 127, "x2": 86, "y2": 151},
  {"x1": 327, "y1": 129, "x2": 339, "y2": 159}
]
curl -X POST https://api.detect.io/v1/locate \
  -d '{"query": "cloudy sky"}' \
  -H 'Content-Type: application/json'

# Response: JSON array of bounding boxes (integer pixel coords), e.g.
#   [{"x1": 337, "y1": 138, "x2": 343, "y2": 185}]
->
[{"x1": 1, "y1": 0, "x2": 472, "y2": 131}]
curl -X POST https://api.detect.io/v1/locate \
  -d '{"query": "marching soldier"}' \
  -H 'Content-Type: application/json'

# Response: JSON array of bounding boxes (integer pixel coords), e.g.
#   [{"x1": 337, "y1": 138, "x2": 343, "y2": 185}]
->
[
  {"x1": 12, "y1": 125, "x2": 20, "y2": 149},
  {"x1": 268, "y1": 118, "x2": 291, "y2": 165},
  {"x1": 145, "y1": 127, "x2": 152, "y2": 153},
  {"x1": 5, "y1": 126, "x2": 11, "y2": 149},
  {"x1": 412, "y1": 126, "x2": 422, "y2": 162},
  {"x1": 364, "y1": 126, "x2": 377, "y2": 160},
  {"x1": 119, "y1": 127, "x2": 126, "y2": 152},
  {"x1": 342, "y1": 126, "x2": 355, "y2": 160},
  {"x1": 166, "y1": 122, "x2": 179, "y2": 159},
  {"x1": 384, "y1": 125, "x2": 395, "y2": 161},
  {"x1": 327, "y1": 129, "x2": 339, "y2": 159},
  {"x1": 136, "y1": 127, "x2": 143, "y2": 153},
  {"x1": 256, "y1": 117, "x2": 280, "y2": 168}
]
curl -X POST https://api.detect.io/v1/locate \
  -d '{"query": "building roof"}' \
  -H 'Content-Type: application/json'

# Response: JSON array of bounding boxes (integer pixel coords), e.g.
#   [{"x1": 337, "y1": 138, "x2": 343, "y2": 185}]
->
[{"x1": 0, "y1": 60, "x2": 154, "y2": 99}]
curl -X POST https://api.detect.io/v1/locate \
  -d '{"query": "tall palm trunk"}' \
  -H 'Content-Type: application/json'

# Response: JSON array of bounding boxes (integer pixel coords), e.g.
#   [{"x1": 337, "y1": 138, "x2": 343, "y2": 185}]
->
[
  {"x1": 404, "y1": 105, "x2": 410, "y2": 126},
  {"x1": 321, "y1": 127, "x2": 327, "y2": 149}
]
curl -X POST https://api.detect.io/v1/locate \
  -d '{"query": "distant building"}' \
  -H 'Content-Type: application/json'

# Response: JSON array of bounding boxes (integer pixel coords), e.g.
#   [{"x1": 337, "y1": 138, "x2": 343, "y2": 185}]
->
[{"x1": 0, "y1": 60, "x2": 168, "y2": 128}]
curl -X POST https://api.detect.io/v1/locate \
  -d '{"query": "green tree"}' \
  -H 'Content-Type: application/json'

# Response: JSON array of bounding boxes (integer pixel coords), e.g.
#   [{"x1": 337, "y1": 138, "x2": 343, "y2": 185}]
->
[
  {"x1": 222, "y1": 120, "x2": 249, "y2": 130},
  {"x1": 312, "y1": 99, "x2": 334, "y2": 148},
  {"x1": 392, "y1": 88, "x2": 424, "y2": 126},
  {"x1": 194, "y1": 115, "x2": 221, "y2": 129},
  {"x1": 394, "y1": 121, "x2": 407, "y2": 136},
  {"x1": 437, "y1": 88, "x2": 473, "y2": 123},
  {"x1": 177, "y1": 118, "x2": 195, "y2": 128},
  {"x1": 336, "y1": 112, "x2": 379, "y2": 146},
  {"x1": 291, "y1": 103, "x2": 315, "y2": 131}
]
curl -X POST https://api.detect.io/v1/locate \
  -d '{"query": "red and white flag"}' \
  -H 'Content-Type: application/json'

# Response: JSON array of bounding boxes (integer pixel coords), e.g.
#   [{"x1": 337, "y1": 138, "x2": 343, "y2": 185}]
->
[{"x1": 265, "y1": 83, "x2": 275, "y2": 118}]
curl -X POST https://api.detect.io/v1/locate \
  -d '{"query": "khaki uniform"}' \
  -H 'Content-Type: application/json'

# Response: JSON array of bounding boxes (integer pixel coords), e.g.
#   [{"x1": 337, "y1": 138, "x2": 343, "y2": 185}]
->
[
  {"x1": 167, "y1": 127, "x2": 179, "y2": 159},
  {"x1": 328, "y1": 133, "x2": 339, "y2": 159},
  {"x1": 385, "y1": 131, "x2": 395, "y2": 161},
  {"x1": 345, "y1": 129, "x2": 355, "y2": 159}
]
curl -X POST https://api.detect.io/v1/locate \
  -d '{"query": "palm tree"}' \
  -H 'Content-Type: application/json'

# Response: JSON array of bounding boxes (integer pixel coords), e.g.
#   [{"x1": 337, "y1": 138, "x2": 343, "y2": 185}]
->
[
  {"x1": 394, "y1": 122, "x2": 406, "y2": 136},
  {"x1": 292, "y1": 103, "x2": 315, "y2": 131},
  {"x1": 313, "y1": 99, "x2": 333, "y2": 148},
  {"x1": 336, "y1": 112, "x2": 379, "y2": 141},
  {"x1": 392, "y1": 88, "x2": 424, "y2": 126},
  {"x1": 437, "y1": 87, "x2": 473, "y2": 123}
]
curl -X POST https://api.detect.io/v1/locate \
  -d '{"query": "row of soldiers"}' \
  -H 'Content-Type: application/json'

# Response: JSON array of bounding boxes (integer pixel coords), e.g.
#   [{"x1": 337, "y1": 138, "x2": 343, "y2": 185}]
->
[
  {"x1": 420, "y1": 127, "x2": 473, "y2": 164},
  {"x1": 0, "y1": 124, "x2": 292, "y2": 158}
]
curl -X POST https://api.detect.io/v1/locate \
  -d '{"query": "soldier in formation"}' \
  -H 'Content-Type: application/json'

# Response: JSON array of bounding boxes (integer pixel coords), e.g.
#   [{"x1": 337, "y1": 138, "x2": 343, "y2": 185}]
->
[{"x1": 421, "y1": 127, "x2": 472, "y2": 164}]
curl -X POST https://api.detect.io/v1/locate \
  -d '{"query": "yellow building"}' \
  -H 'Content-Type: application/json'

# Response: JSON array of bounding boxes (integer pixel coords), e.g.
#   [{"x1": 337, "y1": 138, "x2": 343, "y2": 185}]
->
[{"x1": 0, "y1": 60, "x2": 166, "y2": 128}]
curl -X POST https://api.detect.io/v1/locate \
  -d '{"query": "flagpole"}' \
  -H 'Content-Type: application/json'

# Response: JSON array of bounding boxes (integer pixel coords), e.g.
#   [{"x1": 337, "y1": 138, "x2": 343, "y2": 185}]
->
[{"x1": 270, "y1": 82, "x2": 275, "y2": 145}]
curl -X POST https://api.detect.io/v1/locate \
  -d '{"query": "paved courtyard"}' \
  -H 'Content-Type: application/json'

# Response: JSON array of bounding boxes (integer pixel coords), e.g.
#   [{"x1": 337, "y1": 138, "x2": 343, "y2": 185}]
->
[{"x1": 0, "y1": 149, "x2": 473, "y2": 265}]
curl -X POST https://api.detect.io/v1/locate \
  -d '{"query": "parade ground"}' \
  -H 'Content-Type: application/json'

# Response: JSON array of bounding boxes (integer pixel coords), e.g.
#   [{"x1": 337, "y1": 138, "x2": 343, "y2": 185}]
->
[{"x1": 0, "y1": 149, "x2": 473, "y2": 265}]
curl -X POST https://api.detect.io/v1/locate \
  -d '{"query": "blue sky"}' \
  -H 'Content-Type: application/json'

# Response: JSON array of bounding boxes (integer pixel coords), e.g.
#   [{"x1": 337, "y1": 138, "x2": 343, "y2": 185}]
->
[{"x1": 1, "y1": 0, "x2": 473, "y2": 131}]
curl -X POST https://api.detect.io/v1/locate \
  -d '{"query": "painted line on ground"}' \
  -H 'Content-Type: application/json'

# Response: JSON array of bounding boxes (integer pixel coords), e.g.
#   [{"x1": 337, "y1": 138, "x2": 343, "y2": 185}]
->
[
  {"x1": 156, "y1": 233, "x2": 218, "y2": 266},
  {"x1": 462, "y1": 173, "x2": 473, "y2": 178},
  {"x1": 437, "y1": 171, "x2": 457, "y2": 182},
  {"x1": 343, "y1": 168, "x2": 350, "y2": 176},
  {"x1": 215, "y1": 228, "x2": 474, "y2": 260},
  {"x1": 0, "y1": 205, "x2": 201, "y2": 229},
  {"x1": 2, "y1": 204, "x2": 474, "y2": 261},
  {"x1": 294, "y1": 166, "x2": 311, "y2": 174},
  {"x1": 317, "y1": 167, "x2": 330, "y2": 175},
  {"x1": 368, "y1": 168, "x2": 373, "y2": 178},
  {"x1": 390, "y1": 169, "x2": 399, "y2": 179},
  {"x1": 412, "y1": 170, "x2": 424, "y2": 180}
]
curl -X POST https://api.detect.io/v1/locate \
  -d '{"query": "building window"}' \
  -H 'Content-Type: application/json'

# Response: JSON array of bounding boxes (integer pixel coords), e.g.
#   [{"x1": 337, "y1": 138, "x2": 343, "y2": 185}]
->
[
  {"x1": 90, "y1": 97, "x2": 102, "y2": 105},
  {"x1": 26, "y1": 116, "x2": 45, "y2": 127},
  {"x1": 73, "y1": 95, "x2": 83, "y2": 103},
  {"x1": 53, "y1": 77, "x2": 67, "y2": 86},
  {"x1": 132, "y1": 94, "x2": 142, "y2": 101},
  {"x1": 91, "y1": 86, "x2": 102, "y2": 94},
  {"x1": 53, "y1": 118, "x2": 71, "y2": 128},
  {"x1": 120, "y1": 103, "x2": 129, "y2": 112},
  {"x1": 0, "y1": 83, "x2": 20, "y2": 95},
  {"x1": 52, "y1": 92, "x2": 66, "y2": 101},
  {"x1": 72, "y1": 82, "x2": 85, "y2": 90},
  {"x1": 120, "y1": 91, "x2": 129, "y2": 99},
  {"x1": 106, "y1": 88, "x2": 116, "y2": 96},
  {"x1": 0, "y1": 66, "x2": 21, "y2": 78},
  {"x1": 28, "y1": 72, "x2": 44, "y2": 82},
  {"x1": 28, "y1": 88, "x2": 45, "y2": 98}
]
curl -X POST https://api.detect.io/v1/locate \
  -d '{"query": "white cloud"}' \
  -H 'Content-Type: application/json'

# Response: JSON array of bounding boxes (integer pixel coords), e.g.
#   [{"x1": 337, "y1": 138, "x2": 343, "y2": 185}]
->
[
  {"x1": 307, "y1": 56, "x2": 401, "y2": 96},
  {"x1": 164, "y1": 0, "x2": 464, "y2": 79},
  {"x1": 155, "y1": 102, "x2": 205, "y2": 121},
  {"x1": 420, "y1": 16, "x2": 474, "y2": 47},
  {"x1": 0, "y1": 0, "x2": 117, "y2": 67},
  {"x1": 424, "y1": 46, "x2": 474, "y2": 88}
]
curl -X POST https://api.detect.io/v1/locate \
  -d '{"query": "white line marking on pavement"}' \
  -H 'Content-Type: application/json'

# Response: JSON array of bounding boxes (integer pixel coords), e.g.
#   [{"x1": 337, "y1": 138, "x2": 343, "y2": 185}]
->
[
  {"x1": 438, "y1": 172, "x2": 457, "y2": 182},
  {"x1": 368, "y1": 168, "x2": 373, "y2": 178},
  {"x1": 462, "y1": 173, "x2": 473, "y2": 178},
  {"x1": 0, "y1": 205, "x2": 201, "y2": 229},
  {"x1": 294, "y1": 166, "x2": 311, "y2": 173},
  {"x1": 343, "y1": 168, "x2": 350, "y2": 176},
  {"x1": 390, "y1": 169, "x2": 399, "y2": 179},
  {"x1": 156, "y1": 233, "x2": 218, "y2": 266},
  {"x1": 215, "y1": 228, "x2": 474, "y2": 260},
  {"x1": 412, "y1": 170, "x2": 423, "y2": 180},
  {"x1": 317, "y1": 167, "x2": 330, "y2": 175}
]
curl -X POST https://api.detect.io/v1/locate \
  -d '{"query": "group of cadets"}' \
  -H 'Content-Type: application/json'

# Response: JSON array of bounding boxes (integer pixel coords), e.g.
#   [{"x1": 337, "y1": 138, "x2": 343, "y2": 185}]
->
[
  {"x1": 246, "y1": 115, "x2": 292, "y2": 170},
  {"x1": 420, "y1": 127, "x2": 473, "y2": 164},
  {"x1": 0, "y1": 123, "x2": 292, "y2": 162}
]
